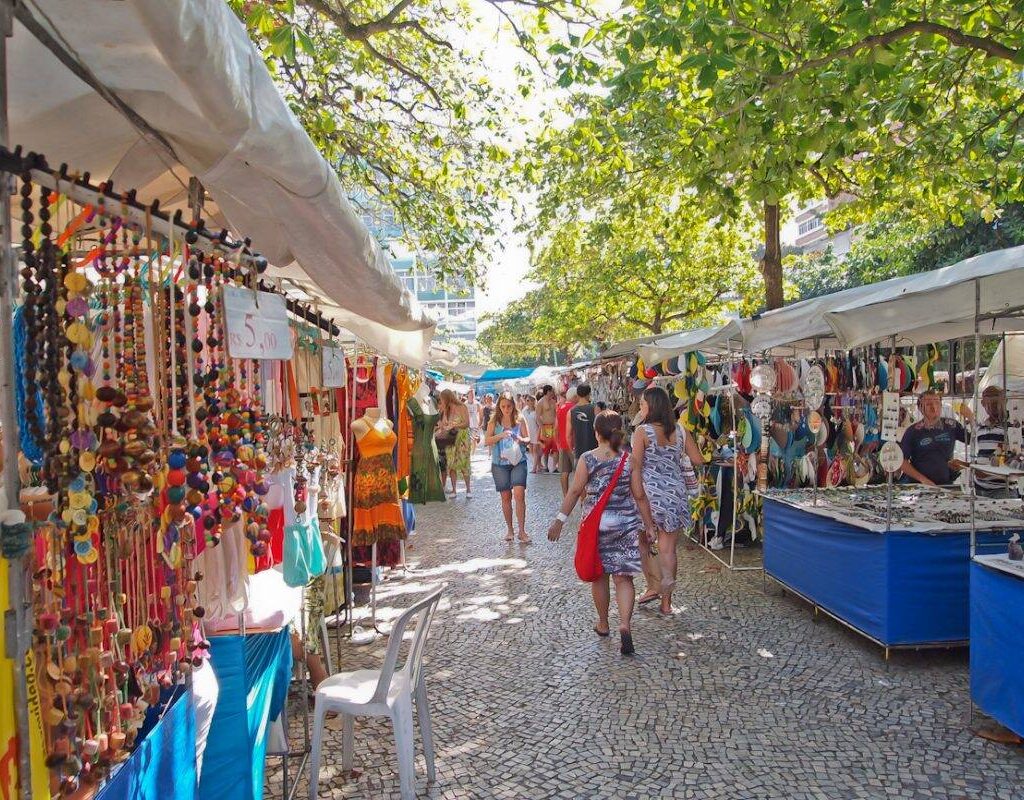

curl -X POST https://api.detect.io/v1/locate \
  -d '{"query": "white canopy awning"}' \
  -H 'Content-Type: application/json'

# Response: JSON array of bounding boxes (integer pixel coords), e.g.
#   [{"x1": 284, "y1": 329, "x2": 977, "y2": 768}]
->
[
  {"x1": 600, "y1": 332, "x2": 668, "y2": 360},
  {"x1": 637, "y1": 321, "x2": 743, "y2": 363},
  {"x1": 8, "y1": 0, "x2": 435, "y2": 366},
  {"x1": 525, "y1": 366, "x2": 562, "y2": 387},
  {"x1": 738, "y1": 281, "x2": 900, "y2": 355},
  {"x1": 979, "y1": 333, "x2": 1024, "y2": 394},
  {"x1": 824, "y1": 246, "x2": 1024, "y2": 349}
]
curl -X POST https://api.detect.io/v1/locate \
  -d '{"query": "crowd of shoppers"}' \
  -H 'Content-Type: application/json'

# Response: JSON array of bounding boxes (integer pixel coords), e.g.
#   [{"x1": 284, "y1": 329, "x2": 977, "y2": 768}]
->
[{"x1": 438, "y1": 381, "x2": 705, "y2": 656}]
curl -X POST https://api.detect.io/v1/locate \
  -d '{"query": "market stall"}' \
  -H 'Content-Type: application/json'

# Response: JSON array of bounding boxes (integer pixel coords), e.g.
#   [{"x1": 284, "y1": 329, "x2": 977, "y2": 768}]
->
[
  {"x1": 969, "y1": 555, "x2": 1024, "y2": 740},
  {"x1": 763, "y1": 487, "x2": 1019, "y2": 654},
  {"x1": 754, "y1": 246, "x2": 1024, "y2": 654},
  {"x1": 0, "y1": 2, "x2": 443, "y2": 798},
  {"x1": 635, "y1": 322, "x2": 763, "y2": 570}
]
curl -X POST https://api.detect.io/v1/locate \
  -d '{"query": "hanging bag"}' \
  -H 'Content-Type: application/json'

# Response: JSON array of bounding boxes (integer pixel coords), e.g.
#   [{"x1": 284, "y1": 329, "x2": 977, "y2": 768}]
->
[
  {"x1": 498, "y1": 427, "x2": 524, "y2": 466},
  {"x1": 574, "y1": 452, "x2": 629, "y2": 583}
]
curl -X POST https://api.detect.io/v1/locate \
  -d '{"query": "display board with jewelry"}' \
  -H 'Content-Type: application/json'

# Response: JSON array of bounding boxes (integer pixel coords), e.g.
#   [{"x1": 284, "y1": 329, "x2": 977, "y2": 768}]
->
[
  {"x1": 2, "y1": 149, "x2": 363, "y2": 798},
  {"x1": 763, "y1": 485, "x2": 1024, "y2": 534}
]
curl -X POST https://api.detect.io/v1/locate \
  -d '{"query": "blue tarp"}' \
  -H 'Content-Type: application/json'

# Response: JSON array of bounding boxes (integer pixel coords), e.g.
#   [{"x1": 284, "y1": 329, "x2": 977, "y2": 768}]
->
[
  {"x1": 98, "y1": 688, "x2": 196, "y2": 800},
  {"x1": 475, "y1": 368, "x2": 534, "y2": 383},
  {"x1": 764, "y1": 499, "x2": 1015, "y2": 646},
  {"x1": 198, "y1": 629, "x2": 293, "y2": 800},
  {"x1": 970, "y1": 561, "x2": 1024, "y2": 738},
  {"x1": 474, "y1": 368, "x2": 535, "y2": 397}
]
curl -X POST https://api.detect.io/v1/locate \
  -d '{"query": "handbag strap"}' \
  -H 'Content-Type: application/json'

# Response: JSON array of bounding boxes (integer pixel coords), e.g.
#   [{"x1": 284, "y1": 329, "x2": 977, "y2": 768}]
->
[{"x1": 591, "y1": 452, "x2": 629, "y2": 517}]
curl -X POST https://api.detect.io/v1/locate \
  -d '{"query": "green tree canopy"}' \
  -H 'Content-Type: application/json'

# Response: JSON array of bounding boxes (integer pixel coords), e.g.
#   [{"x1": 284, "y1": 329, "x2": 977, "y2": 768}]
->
[
  {"x1": 232, "y1": 0, "x2": 591, "y2": 283},
  {"x1": 486, "y1": 188, "x2": 759, "y2": 360},
  {"x1": 533, "y1": 0, "x2": 1024, "y2": 309}
]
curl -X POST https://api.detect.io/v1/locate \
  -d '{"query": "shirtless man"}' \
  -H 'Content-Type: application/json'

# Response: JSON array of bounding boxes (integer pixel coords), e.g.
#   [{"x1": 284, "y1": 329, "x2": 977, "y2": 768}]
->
[{"x1": 536, "y1": 384, "x2": 558, "y2": 473}]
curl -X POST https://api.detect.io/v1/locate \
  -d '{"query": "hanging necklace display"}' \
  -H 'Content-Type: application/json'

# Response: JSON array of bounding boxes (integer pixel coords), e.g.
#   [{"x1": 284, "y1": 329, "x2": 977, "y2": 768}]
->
[{"x1": 8, "y1": 152, "x2": 335, "y2": 796}]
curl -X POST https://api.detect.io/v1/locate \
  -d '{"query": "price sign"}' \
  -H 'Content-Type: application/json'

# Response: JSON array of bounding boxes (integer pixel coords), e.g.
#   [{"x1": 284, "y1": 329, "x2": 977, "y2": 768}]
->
[
  {"x1": 881, "y1": 391, "x2": 901, "y2": 442},
  {"x1": 222, "y1": 286, "x2": 294, "y2": 360},
  {"x1": 879, "y1": 440, "x2": 904, "y2": 473},
  {"x1": 321, "y1": 344, "x2": 348, "y2": 388}
]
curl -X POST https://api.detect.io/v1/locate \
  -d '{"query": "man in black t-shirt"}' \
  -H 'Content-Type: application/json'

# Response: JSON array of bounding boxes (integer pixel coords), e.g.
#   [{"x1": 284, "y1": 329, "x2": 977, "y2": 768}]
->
[
  {"x1": 567, "y1": 384, "x2": 599, "y2": 459},
  {"x1": 900, "y1": 390, "x2": 966, "y2": 486}
]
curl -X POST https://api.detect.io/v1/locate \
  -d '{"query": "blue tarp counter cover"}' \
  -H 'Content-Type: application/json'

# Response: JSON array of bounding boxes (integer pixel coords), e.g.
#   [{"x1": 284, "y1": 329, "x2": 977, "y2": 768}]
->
[
  {"x1": 764, "y1": 498, "x2": 1015, "y2": 647},
  {"x1": 970, "y1": 559, "x2": 1024, "y2": 738},
  {"x1": 199, "y1": 628, "x2": 293, "y2": 800},
  {"x1": 97, "y1": 687, "x2": 196, "y2": 800}
]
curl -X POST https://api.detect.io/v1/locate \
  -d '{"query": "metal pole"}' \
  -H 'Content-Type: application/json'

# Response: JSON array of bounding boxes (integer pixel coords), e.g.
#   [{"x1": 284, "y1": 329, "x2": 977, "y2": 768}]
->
[
  {"x1": 970, "y1": 280, "x2": 981, "y2": 559},
  {"x1": 0, "y1": 6, "x2": 34, "y2": 795},
  {"x1": 813, "y1": 339, "x2": 820, "y2": 508},
  {"x1": 886, "y1": 336, "x2": 896, "y2": 531}
]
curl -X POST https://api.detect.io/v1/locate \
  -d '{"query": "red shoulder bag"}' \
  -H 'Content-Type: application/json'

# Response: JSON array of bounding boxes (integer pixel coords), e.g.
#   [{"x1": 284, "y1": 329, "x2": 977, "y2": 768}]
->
[{"x1": 574, "y1": 452, "x2": 629, "y2": 583}]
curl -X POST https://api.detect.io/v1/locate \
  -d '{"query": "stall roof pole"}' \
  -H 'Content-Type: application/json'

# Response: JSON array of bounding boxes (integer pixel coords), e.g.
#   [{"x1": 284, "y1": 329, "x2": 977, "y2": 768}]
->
[
  {"x1": 970, "y1": 279, "x2": 981, "y2": 559},
  {"x1": 0, "y1": 3, "x2": 34, "y2": 795}
]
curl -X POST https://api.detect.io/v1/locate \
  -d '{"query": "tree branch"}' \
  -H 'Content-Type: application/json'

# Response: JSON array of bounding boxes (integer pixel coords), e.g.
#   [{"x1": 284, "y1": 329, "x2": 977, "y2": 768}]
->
[{"x1": 769, "y1": 20, "x2": 1022, "y2": 88}]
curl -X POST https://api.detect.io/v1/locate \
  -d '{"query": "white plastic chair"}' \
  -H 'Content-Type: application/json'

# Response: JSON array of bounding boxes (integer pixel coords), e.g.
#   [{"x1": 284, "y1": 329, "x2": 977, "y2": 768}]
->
[{"x1": 308, "y1": 588, "x2": 443, "y2": 800}]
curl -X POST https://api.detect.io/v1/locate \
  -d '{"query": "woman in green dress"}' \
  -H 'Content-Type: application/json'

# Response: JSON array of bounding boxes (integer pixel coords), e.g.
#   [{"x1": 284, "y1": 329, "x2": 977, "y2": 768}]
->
[
  {"x1": 408, "y1": 395, "x2": 446, "y2": 503},
  {"x1": 438, "y1": 389, "x2": 473, "y2": 498}
]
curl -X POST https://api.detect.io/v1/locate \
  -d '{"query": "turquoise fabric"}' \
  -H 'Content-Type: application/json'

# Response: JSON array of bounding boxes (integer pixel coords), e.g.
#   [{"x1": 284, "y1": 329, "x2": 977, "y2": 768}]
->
[
  {"x1": 199, "y1": 630, "x2": 293, "y2": 800},
  {"x1": 283, "y1": 517, "x2": 327, "y2": 588}
]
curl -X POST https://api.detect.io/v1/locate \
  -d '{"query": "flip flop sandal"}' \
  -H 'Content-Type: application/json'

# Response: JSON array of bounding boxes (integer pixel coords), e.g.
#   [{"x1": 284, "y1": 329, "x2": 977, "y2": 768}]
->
[
  {"x1": 620, "y1": 631, "x2": 635, "y2": 656},
  {"x1": 638, "y1": 591, "x2": 660, "y2": 605},
  {"x1": 593, "y1": 625, "x2": 610, "y2": 637}
]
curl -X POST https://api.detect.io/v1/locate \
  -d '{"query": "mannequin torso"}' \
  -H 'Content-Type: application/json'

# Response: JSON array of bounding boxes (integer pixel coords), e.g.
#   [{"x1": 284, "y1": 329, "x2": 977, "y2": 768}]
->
[{"x1": 352, "y1": 407, "x2": 393, "y2": 441}]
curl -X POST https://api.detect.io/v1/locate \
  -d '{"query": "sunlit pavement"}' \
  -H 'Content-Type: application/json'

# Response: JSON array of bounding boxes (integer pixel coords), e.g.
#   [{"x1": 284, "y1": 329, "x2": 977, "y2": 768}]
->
[{"x1": 266, "y1": 449, "x2": 1024, "y2": 799}]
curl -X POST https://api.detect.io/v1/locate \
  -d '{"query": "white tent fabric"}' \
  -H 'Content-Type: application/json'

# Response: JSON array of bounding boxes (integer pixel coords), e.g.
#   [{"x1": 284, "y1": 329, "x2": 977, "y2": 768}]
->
[
  {"x1": 637, "y1": 321, "x2": 743, "y2": 363},
  {"x1": 600, "y1": 332, "x2": 668, "y2": 360},
  {"x1": 824, "y1": 246, "x2": 1024, "y2": 349},
  {"x1": 525, "y1": 366, "x2": 562, "y2": 387},
  {"x1": 738, "y1": 281, "x2": 897, "y2": 355},
  {"x1": 979, "y1": 334, "x2": 1024, "y2": 395},
  {"x1": 8, "y1": 0, "x2": 435, "y2": 366}
]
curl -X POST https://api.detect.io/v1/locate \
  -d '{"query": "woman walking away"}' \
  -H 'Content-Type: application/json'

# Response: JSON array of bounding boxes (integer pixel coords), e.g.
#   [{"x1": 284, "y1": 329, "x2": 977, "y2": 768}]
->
[
  {"x1": 632, "y1": 386, "x2": 706, "y2": 615},
  {"x1": 485, "y1": 393, "x2": 531, "y2": 543},
  {"x1": 437, "y1": 389, "x2": 473, "y2": 498},
  {"x1": 522, "y1": 394, "x2": 541, "y2": 473},
  {"x1": 548, "y1": 410, "x2": 656, "y2": 655}
]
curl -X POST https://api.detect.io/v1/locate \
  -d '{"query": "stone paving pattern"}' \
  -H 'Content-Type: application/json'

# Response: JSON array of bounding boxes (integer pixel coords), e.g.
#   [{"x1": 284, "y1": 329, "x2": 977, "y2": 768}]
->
[{"x1": 266, "y1": 452, "x2": 1024, "y2": 799}]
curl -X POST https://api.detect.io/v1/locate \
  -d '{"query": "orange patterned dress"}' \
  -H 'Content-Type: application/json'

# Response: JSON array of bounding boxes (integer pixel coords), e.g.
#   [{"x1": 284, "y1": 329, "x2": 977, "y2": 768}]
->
[{"x1": 353, "y1": 424, "x2": 407, "y2": 545}]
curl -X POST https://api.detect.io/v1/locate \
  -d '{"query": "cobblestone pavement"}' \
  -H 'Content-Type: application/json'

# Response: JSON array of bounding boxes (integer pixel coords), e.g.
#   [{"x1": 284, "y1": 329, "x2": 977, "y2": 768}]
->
[{"x1": 266, "y1": 450, "x2": 1024, "y2": 800}]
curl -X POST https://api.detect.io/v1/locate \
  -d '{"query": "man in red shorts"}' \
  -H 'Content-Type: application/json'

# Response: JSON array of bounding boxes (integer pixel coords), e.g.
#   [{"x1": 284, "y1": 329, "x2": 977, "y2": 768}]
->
[{"x1": 536, "y1": 384, "x2": 558, "y2": 472}]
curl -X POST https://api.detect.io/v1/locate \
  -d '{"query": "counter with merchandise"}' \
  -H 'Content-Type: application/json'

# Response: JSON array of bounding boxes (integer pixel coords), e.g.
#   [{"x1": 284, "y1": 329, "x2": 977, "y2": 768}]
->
[{"x1": 763, "y1": 487, "x2": 1021, "y2": 653}]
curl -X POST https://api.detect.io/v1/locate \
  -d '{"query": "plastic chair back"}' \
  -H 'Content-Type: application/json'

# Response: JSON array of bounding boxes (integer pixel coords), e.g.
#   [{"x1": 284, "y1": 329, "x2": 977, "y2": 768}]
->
[{"x1": 372, "y1": 588, "x2": 443, "y2": 706}]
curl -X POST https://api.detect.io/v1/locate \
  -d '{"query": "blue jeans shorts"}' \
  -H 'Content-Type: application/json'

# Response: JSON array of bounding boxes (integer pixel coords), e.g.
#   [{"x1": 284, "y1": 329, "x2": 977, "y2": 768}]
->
[{"x1": 492, "y1": 461, "x2": 528, "y2": 493}]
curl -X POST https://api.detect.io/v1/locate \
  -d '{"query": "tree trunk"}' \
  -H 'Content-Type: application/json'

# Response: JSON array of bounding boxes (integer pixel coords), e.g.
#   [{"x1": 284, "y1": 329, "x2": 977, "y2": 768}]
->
[{"x1": 760, "y1": 201, "x2": 784, "y2": 310}]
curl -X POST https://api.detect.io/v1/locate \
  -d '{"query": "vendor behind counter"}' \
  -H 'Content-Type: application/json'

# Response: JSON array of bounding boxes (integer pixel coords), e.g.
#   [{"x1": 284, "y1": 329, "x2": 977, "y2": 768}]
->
[{"x1": 899, "y1": 390, "x2": 966, "y2": 486}]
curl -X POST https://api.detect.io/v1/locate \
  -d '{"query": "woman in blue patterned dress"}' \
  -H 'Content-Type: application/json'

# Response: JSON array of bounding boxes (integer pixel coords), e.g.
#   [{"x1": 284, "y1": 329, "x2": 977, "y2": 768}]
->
[
  {"x1": 548, "y1": 410, "x2": 656, "y2": 655},
  {"x1": 632, "y1": 387, "x2": 707, "y2": 615}
]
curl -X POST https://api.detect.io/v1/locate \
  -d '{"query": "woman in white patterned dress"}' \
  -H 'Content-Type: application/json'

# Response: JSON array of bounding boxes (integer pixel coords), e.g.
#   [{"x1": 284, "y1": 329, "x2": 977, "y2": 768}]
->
[{"x1": 631, "y1": 386, "x2": 706, "y2": 615}]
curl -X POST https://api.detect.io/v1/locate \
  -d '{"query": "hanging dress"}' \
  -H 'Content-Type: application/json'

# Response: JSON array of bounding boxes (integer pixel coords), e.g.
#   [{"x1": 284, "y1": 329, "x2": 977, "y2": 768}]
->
[
  {"x1": 352, "y1": 423, "x2": 407, "y2": 545},
  {"x1": 408, "y1": 397, "x2": 446, "y2": 504}
]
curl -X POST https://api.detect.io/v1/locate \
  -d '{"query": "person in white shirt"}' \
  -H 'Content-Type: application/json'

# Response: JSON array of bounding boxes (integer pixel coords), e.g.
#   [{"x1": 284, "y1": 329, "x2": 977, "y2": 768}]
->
[
  {"x1": 466, "y1": 390, "x2": 482, "y2": 450},
  {"x1": 972, "y1": 386, "x2": 1013, "y2": 498}
]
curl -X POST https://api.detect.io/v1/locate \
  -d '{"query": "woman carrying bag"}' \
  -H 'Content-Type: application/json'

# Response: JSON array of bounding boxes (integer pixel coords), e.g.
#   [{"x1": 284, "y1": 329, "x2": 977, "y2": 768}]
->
[
  {"x1": 548, "y1": 410, "x2": 657, "y2": 655},
  {"x1": 437, "y1": 389, "x2": 473, "y2": 497},
  {"x1": 484, "y1": 393, "x2": 531, "y2": 543}
]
